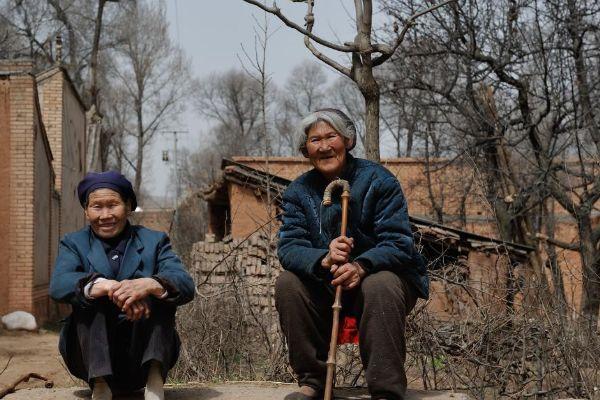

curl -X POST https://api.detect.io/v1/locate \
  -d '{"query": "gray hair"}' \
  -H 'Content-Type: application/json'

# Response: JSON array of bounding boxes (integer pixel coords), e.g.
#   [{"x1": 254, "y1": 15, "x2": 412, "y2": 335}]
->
[{"x1": 297, "y1": 108, "x2": 357, "y2": 156}]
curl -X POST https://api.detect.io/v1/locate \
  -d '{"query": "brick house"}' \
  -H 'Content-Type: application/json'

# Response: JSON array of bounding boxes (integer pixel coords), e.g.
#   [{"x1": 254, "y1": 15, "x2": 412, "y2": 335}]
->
[
  {"x1": 197, "y1": 156, "x2": 591, "y2": 319},
  {"x1": 0, "y1": 60, "x2": 86, "y2": 323}
]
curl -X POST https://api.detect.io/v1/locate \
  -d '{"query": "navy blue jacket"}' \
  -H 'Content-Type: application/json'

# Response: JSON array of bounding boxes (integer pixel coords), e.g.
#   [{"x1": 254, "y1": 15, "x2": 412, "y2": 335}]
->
[
  {"x1": 277, "y1": 154, "x2": 429, "y2": 299},
  {"x1": 49, "y1": 225, "x2": 195, "y2": 308}
]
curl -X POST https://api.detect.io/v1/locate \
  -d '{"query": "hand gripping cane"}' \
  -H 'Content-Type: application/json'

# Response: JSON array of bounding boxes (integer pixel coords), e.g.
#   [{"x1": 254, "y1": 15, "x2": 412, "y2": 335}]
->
[{"x1": 322, "y1": 178, "x2": 351, "y2": 400}]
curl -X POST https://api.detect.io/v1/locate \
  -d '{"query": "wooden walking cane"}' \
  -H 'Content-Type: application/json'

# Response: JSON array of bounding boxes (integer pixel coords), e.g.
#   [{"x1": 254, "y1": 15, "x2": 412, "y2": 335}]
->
[{"x1": 322, "y1": 178, "x2": 351, "y2": 400}]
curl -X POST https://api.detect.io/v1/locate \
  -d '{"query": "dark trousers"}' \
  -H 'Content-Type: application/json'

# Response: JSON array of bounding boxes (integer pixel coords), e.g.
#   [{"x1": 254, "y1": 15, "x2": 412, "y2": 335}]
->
[
  {"x1": 59, "y1": 299, "x2": 181, "y2": 393},
  {"x1": 275, "y1": 270, "x2": 417, "y2": 400}
]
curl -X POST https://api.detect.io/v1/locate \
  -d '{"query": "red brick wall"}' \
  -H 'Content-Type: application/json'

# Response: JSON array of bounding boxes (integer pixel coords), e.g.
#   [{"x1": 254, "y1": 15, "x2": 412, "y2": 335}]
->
[
  {"x1": 229, "y1": 184, "x2": 275, "y2": 239},
  {"x1": 0, "y1": 62, "x2": 89, "y2": 323},
  {"x1": 0, "y1": 69, "x2": 58, "y2": 323},
  {"x1": 0, "y1": 76, "x2": 11, "y2": 315},
  {"x1": 8, "y1": 73, "x2": 37, "y2": 314}
]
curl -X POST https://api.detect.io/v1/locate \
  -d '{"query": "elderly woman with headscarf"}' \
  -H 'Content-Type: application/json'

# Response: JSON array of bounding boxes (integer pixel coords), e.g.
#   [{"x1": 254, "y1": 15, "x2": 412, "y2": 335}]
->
[
  {"x1": 276, "y1": 108, "x2": 429, "y2": 400},
  {"x1": 49, "y1": 171, "x2": 194, "y2": 400}
]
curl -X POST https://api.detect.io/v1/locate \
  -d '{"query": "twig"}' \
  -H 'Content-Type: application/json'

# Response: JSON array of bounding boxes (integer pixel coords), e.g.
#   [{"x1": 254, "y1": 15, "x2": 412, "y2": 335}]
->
[{"x1": 0, "y1": 355, "x2": 12, "y2": 377}]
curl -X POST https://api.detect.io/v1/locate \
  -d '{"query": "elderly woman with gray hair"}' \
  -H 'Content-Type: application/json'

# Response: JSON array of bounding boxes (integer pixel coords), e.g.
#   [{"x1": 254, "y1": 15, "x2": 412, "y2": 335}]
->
[{"x1": 276, "y1": 108, "x2": 428, "y2": 400}]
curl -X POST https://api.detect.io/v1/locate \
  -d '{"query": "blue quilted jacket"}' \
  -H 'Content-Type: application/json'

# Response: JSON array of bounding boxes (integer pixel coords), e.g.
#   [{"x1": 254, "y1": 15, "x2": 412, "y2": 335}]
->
[{"x1": 277, "y1": 154, "x2": 429, "y2": 299}]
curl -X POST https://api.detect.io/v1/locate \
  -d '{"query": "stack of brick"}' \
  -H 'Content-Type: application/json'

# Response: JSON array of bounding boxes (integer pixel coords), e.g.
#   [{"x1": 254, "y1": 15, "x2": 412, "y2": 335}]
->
[{"x1": 189, "y1": 233, "x2": 280, "y2": 316}]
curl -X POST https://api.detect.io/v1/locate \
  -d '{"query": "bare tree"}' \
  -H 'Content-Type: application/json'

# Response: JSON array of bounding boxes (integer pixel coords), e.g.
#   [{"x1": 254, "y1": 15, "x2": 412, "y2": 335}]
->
[
  {"x1": 109, "y1": 1, "x2": 191, "y2": 194},
  {"x1": 275, "y1": 60, "x2": 327, "y2": 154},
  {"x1": 0, "y1": 0, "x2": 55, "y2": 65},
  {"x1": 327, "y1": 76, "x2": 366, "y2": 154},
  {"x1": 195, "y1": 69, "x2": 263, "y2": 157},
  {"x1": 241, "y1": 0, "x2": 454, "y2": 161},
  {"x1": 382, "y1": 0, "x2": 600, "y2": 325}
]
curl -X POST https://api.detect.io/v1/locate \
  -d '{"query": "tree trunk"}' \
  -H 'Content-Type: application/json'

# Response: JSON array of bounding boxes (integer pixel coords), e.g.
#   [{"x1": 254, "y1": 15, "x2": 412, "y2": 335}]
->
[
  {"x1": 364, "y1": 93, "x2": 380, "y2": 161},
  {"x1": 134, "y1": 99, "x2": 144, "y2": 195},
  {"x1": 354, "y1": 64, "x2": 380, "y2": 162},
  {"x1": 90, "y1": 0, "x2": 106, "y2": 108},
  {"x1": 543, "y1": 200, "x2": 568, "y2": 309},
  {"x1": 85, "y1": 0, "x2": 107, "y2": 172},
  {"x1": 578, "y1": 216, "x2": 600, "y2": 329}
]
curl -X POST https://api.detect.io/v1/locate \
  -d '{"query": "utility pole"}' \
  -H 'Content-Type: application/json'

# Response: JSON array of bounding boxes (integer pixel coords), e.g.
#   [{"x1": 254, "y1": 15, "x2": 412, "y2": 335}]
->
[{"x1": 161, "y1": 130, "x2": 188, "y2": 207}]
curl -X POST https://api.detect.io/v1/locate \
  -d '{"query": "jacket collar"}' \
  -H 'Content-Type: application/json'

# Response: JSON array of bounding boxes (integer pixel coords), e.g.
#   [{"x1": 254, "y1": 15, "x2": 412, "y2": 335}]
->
[
  {"x1": 340, "y1": 153, "x2": 357, "y2": 182},
  {"x1": 86, "y1": 224, "x2": 144, "y2": 279}
]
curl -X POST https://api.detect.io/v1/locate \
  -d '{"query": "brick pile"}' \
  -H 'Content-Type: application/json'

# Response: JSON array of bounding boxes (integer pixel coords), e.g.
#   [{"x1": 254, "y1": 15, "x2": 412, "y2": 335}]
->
[{"x1": 189, "y1": 233, "x2": 280, "y2": 315}]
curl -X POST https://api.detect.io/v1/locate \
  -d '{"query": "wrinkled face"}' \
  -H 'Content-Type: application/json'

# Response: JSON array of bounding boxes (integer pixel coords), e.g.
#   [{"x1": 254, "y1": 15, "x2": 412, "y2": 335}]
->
[
  {"x1": 85, "y1": 189, "x2": 130, "y2": 239},
  {"x1": 306, "y1": 121, "x2": 350, "y2": 181}
]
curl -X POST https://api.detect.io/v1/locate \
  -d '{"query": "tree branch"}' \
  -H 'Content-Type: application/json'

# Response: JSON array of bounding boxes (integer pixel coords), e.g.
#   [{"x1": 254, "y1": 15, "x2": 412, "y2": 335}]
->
[
  {"x1": 241, "y1": 0, "x2": 356, "y2": 52},
  {"x1": 304, "y1": 38, "x2": 351, "y2": 77},
  {"x1": 372, "y1": 0, "x2": 456, "y2": 67},
  {"x1": 533, "y1": 232, "x2": 580, "y2": 251},
  {"x1": 301, "y1": 0, "x2": 350, "y2": 77}
]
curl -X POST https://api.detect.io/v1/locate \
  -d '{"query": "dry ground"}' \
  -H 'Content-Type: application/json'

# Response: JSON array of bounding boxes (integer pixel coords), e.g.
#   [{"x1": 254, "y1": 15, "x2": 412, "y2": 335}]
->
[
  {"x1": 0, "y1": 330, "x2": 469, "y2": 400},
  {"x1": 0, "y1": 328, "x2": 81, "y2": 391},
  {"x1": 4, "y1": 384, "x2": 471, "y2": 400}
]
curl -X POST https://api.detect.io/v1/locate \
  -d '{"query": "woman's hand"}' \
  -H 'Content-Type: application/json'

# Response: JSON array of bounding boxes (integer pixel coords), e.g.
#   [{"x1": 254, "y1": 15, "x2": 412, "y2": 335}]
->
[
  {"x1": 109, "y1": 278, "x2": 164, "y2": 311},
  {"x1": 331, "y1": 262, "x2": 366, "y2": 290},
  {"x1": 322, "y1": 236, "x2": 354, "y2": 269},
  {"x1": 89, "y1": 279, "x2": 120, "y2": 299},
  {"x1": 124, "y1": 299, "x2": 151, "y2": 321}
]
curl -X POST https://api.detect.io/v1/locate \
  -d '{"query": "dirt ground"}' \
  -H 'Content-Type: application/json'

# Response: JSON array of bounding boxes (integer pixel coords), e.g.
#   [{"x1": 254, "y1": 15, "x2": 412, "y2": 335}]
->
[
  {"x1": 3, "y1": 384, "x2": 471, "y2": 400},
  {"x1": 0, "y1": 330, "x2": 469, "y2": 400},
  {"x1": 0, "y1": 329, "x2": 82, "y2": 392}
]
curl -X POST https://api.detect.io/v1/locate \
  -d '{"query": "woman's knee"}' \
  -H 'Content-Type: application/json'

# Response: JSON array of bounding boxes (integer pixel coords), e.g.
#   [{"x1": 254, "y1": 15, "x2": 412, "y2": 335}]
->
[
  {"x1": 361, "y1": 271, "x2": 398, "y2": 294},
  {"x1": 361, "y1": 271, "x2": 412, "y2": 311},
  {"x1": 275, "y1": 270, "x2": 303, "y2": 302}
]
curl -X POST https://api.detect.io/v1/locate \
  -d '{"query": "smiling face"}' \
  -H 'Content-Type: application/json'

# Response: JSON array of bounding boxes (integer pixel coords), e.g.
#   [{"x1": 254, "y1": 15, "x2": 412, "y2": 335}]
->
[
  {"x1": 306, "y1": 120, "x2": 350, "y2": 181},
  {"x1": 85, "y1": 188, "x2": 130, "y2": 239}
]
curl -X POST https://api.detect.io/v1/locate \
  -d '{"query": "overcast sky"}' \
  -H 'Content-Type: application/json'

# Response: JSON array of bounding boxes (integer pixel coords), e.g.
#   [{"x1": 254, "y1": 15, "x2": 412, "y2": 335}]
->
[{"x1": 144, "y1": 1, "x2": 362, "y2": 205}]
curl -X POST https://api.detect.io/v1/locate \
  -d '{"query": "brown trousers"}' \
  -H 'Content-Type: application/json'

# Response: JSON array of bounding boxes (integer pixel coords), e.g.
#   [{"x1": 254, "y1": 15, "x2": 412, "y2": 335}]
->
[{"x1": 275, "y1": 270, "x2": 417, "y2": 400}]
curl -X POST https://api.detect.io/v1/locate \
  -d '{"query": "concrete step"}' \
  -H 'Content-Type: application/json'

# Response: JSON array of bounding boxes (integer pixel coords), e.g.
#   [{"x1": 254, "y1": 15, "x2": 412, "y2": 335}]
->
[{"x1": 3, "y1": 382, "x2": 471, "y2": 400}]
